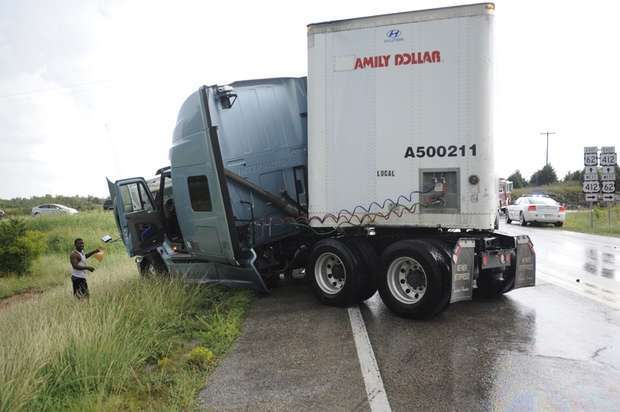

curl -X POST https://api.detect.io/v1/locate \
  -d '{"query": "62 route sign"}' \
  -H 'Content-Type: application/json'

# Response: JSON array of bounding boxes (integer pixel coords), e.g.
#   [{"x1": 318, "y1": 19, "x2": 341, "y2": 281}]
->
[
  {"x1": 602, "y1": 181, "x2": 616, "y2": 193},
  {"x1": 584, "y1": 152, "x2": 598, "y2": 166},
  {"x1": 583, "y1": 181, "x2": 601, "y2": 193}
]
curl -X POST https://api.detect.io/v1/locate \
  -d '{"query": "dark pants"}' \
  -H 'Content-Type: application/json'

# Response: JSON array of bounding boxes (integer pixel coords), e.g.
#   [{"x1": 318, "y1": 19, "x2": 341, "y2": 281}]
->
[{"x1": 71, "y1": 276, "x2": 89, "y2": 299}]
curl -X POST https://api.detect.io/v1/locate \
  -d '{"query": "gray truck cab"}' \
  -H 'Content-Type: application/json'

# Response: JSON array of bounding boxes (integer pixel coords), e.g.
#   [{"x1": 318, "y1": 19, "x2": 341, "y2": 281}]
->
[{"x1": 108, "y1": 77, "x2": 308, "y2": 291}]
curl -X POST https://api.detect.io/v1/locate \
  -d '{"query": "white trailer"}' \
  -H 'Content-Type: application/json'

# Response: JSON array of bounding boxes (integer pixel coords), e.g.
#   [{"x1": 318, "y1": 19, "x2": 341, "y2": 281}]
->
[{"x1": 308, "y1": 3, "x2": 496, "y2": 229}]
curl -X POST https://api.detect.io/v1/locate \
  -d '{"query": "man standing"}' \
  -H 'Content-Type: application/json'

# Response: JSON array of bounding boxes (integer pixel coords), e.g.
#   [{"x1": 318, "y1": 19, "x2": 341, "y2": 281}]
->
[{"x1": 70, "y1": 238, "x2": 99, "y2": 299}]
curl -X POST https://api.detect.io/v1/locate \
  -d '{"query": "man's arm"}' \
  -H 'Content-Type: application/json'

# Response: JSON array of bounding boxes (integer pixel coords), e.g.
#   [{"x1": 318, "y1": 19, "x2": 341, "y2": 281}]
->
[
  {"x1": 70, "y1": 252, "x2": 95, "y2": 272},
  {"x1": 85, "y1": 249, "x2": 100, "y2": 259}
]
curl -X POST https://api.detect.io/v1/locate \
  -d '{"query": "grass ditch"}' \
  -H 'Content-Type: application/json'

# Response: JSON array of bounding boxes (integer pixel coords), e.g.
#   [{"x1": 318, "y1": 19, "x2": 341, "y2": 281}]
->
[
  {"x1": 0, "y1": 259, "x2": 252, "y2": 411},
  {"x1": 1, "y1": 211, "x2": 253, "y2": 410}
]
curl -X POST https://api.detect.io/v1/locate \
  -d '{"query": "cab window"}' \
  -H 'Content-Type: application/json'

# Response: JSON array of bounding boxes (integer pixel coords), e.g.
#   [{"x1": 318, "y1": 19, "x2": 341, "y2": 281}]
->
[
  {"x1": 188, "y1": 175, "x2": 212, "y2": 211},
  {"x1": 119, "y1": 182, "x2": 154, "y2": 213}
]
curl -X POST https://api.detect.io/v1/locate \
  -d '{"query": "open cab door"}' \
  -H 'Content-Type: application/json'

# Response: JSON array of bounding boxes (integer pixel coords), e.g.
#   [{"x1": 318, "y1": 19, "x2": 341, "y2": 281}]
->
[{"x1": 107, "y1": 177, "x2": 164, "y2": 257}]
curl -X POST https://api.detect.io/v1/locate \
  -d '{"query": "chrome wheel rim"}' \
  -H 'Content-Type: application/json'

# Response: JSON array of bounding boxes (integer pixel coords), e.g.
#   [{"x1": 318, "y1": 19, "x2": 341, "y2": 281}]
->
[
  {"x1": 315, "y1": 252, "x2": 346, "y2": 295},
  {"x1": 387, "y1": 257, "x2": 427, "y2": 304}
]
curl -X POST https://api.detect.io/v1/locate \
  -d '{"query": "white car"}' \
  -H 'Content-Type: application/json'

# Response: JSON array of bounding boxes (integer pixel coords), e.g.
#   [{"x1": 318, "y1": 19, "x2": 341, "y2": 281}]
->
[
  {"x1": 31, "y1": 204, "x2": 79, "y2": 217},
  {"x1": 506, "y1": 196, "x2": 566, "y2": 227}
]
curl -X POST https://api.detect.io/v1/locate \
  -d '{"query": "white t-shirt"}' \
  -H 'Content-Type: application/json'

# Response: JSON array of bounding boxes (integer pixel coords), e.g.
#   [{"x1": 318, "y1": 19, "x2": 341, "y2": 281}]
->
[{"x1": 71, "y1": 250, "x2": 87, "y2": 279}]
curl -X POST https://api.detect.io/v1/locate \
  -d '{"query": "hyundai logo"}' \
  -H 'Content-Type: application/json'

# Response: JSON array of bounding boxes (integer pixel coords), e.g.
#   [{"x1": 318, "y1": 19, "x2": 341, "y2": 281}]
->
[{"x1": 386, "y1": 29, "x2": 401, "y2": 39}]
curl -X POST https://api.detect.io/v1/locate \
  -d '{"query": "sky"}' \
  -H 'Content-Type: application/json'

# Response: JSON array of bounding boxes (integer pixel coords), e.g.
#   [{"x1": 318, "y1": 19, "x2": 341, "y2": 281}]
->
[{"x1": 0, "y1": 0, "x2": 618, "y2": 199}]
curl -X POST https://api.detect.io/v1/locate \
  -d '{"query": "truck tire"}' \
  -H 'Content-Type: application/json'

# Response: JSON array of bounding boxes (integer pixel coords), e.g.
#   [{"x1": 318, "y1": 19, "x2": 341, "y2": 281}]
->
[
  {"x1": 345, "y1": 238, "x2": 379, "y2": 301},
  {"x1": 506, "y1": 214, "x2": 512, "y2": 224},
  {"x1": 307, "y1": 239, "x2": 365, "y2": 307},
  {"x1": 378, "y1": 240, "x2": 451, "y2": 319},
  {"x1": 519, "y1": 212, "x2": 528, "y2": 226},
  {"x1": 475, "y1": 266, "x2": 515, "y2": 298},
  {"x1": 139, "y1": 255, "x2": 169, "y2": 278},
  {"x1": 424, "y1": 239, "x2": 453, "y2": 313}
]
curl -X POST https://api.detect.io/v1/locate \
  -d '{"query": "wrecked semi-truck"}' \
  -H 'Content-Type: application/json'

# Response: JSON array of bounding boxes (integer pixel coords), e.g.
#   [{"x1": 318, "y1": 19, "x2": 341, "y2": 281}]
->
[{"x1": 107, "y1": 3, "x2": 536, "y2": 319}]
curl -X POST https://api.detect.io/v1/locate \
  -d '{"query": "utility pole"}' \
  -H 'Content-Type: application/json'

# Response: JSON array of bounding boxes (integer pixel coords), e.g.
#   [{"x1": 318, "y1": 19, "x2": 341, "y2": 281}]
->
[{"x1": 540, "y1": 131, "x2": 556, "y2": 165}]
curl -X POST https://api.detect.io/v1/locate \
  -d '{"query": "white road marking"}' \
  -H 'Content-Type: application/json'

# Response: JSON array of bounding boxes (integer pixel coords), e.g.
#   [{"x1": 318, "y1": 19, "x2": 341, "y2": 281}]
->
[{"x1": 348, "y1": 306, "x2": 392, "y2": 412}]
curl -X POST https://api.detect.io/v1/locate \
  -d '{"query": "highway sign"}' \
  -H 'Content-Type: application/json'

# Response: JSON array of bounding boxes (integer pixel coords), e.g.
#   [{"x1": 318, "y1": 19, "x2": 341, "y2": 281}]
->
[
  {"x1": 601, "y1": 146, "x2": 615, "y2": 153},
  {"x1": 584, "y1": 146, "x2": 598, "y2": 153},
  {"x1": 585, "y1": 193, "x2": 599, "y2": 202},
  {"x1": 601, "y1": 166, "x2": 616, "y2": 181},
  {"x1": 584, "y1": 153, "x2": 598, "y2": 166},
  {"x1": 584, "y1": 172, "x2": 598, "y2": 181},
  {"x1": 583, "y1": 166, "x2": 598, "y2": 181},
  {"x1": 602, "y1": 193, "x2": 615, "y2": 202},
  {"x1": 583, "y1": 181, "x2": 601, "y2": 193},
  {"x1": 583, "y1": 153, "x2": 598, "y2": 166},
  {"x1": 601, "y1": 181, "x2": 616, "y2": 193},
  {"x1": 600, "y1": 152, "x2": 617, "y2": 166}
]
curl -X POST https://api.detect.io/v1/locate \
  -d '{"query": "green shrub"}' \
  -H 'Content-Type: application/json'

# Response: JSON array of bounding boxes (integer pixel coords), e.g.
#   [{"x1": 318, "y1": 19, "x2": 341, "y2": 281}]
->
[
  {"x1": 0, "y1": 219, "x2": 46, "y2": 276},
  {"x1": 187, "y1": 346, "x2": 215, "y2": 369}
]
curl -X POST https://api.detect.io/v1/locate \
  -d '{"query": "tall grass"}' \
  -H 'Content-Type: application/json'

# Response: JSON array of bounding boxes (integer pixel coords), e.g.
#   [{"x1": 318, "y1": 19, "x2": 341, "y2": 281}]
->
[
  {"x1": 27, "y1": 211, "x2": 125, "y2": 256},
  {"x1": 562, "y1": 206, "x2": 620, "y2": 237},
  {"x1": 0, "y1": 257, "x2": 251, "y2": 411}
]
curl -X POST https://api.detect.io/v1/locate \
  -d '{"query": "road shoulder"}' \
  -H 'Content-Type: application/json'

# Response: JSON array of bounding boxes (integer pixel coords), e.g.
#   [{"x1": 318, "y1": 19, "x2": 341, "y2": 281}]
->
[{"x1": 199, "y1": 281, "x2": 369, "y2": 411}]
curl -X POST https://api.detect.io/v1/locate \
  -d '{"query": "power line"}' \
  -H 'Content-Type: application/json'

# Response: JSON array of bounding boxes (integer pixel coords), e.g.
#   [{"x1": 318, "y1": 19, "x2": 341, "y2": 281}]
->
[{"x1": 0, "y1": 79, "x2": 113, "y2": 100}]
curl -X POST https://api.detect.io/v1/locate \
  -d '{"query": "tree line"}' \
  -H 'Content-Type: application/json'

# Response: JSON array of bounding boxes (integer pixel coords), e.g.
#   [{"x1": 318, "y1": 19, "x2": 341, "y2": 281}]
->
[
  {"x1": 507, "y1": 164, "x2": 620, "y2": 188},
  {"x1": 0, "y1": 195, "x2": 105, "y2": 216}
]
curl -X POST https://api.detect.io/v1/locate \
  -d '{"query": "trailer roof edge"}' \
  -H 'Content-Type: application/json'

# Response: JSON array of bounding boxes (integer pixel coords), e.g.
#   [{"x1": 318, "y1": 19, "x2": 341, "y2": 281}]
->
[{"x1": 307, "y1": 3, "x2": 494, "y2": 35}]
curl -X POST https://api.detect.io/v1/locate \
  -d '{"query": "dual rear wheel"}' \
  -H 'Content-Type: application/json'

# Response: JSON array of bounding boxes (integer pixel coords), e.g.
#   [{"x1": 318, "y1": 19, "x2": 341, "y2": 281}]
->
[
  {"x1": 307, "y1": 238, "x2": 451, "y2": 319},
  {"x1": 307, "y1": 238, "x2": 378, "y2": 307}
]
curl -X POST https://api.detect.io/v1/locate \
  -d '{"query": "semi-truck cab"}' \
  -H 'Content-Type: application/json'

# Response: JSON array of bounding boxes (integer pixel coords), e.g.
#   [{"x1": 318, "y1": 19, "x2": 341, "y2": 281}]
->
[{"x1": 107, "y1": 4, "x2": 536, "y2": 319}]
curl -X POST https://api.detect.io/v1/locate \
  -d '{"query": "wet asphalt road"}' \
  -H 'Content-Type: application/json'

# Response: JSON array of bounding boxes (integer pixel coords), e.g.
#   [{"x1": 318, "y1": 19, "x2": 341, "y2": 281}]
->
[
  {"x1": 499, "y1": 219, "x2": 620, "y2": 309},
  {"x1": 200, "y1": 224, "x2": 620, "y2": 411}
]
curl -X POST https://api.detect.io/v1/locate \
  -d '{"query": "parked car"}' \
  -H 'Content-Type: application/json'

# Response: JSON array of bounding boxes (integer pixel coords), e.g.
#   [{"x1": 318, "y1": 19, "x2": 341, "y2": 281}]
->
[
  {"x1": 506, "y1": 196, "x2": 566, "y2": 227},
  {"x1": 102, "y1": 198, "x2": 113, "y2": 210},
  {"x1": 31, "y1": 204, "x2": 79, "y2": 216}
]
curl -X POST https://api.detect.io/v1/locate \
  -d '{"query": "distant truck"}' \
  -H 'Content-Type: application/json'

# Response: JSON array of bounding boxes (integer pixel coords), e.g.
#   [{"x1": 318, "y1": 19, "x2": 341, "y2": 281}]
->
[
  {"x1": 107, "y1": 3, "x2": 536, "y2": 318},
  {"x1": 499, "y1": 178, "x2": 514, "y2": 214}
]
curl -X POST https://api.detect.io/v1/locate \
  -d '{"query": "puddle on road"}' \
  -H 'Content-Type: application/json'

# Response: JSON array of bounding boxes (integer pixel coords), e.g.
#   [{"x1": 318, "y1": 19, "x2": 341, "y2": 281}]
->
[{"x1": 584, "y1": 248, "x2": 616, "y2": 280}]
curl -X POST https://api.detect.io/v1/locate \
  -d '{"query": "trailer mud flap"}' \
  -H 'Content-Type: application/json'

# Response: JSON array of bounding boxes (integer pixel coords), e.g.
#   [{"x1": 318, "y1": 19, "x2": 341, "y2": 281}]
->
[
  {"x1": 450, "y1": 238, "x2": 476, "y2": 303},
  {"x1": 514, "y1": 235, "x2": 536, "y2": 289}
]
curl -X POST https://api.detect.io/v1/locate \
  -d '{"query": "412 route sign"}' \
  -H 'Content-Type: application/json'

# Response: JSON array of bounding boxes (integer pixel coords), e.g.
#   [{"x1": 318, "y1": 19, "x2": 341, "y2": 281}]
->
[
  {"x1": 600, "y1": 146, "x2": 617, "y2": 166},
  {"x1": 583, "y1": 181, "x2": 601, "y2": 193}
]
